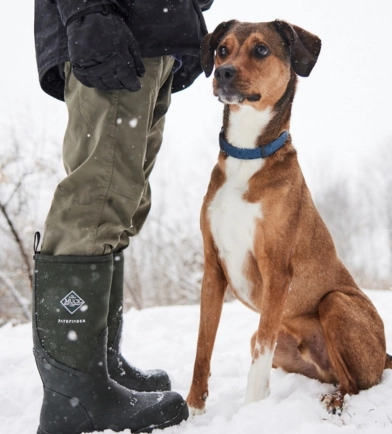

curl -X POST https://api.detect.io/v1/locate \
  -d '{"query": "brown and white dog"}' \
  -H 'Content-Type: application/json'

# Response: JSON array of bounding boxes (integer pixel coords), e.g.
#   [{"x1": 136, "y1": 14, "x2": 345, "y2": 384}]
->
[{"x1": 187, "y1": 20, "x2": 391, "y2": 415}]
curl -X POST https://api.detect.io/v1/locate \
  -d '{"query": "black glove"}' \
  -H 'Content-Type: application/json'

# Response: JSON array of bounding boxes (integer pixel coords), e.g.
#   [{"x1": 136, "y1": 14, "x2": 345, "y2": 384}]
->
[{"x1": 66, "y1": 8, "x2": 145, "y2": 91}]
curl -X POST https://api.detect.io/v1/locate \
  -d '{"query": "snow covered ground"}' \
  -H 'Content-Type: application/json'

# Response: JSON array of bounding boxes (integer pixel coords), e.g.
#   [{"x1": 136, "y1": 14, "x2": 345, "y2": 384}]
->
[{"x1": 1, "y1": 290, "x2": 392, "y2": 434}]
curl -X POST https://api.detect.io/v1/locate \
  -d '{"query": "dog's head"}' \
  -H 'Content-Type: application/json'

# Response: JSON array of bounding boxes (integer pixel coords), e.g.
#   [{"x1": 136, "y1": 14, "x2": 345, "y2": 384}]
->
[{"x1": 201, "y1": 20, "x2": 321, "y2": 108}]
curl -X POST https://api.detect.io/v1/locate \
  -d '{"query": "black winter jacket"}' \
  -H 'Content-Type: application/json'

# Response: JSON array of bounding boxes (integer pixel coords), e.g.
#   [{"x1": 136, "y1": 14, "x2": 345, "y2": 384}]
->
[{"x1": 34, "y1": 0, "x2": 214, "y2": 101}]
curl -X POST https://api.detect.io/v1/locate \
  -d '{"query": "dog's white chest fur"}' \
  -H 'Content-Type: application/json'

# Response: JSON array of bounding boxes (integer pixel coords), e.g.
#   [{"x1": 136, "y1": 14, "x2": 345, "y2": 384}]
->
[
  {"x1": 208, "y1": 106, "x2": 271, "y2": 305},
  {"x1": 209, "y1": 159, "x2": 262, "y2": 303}
]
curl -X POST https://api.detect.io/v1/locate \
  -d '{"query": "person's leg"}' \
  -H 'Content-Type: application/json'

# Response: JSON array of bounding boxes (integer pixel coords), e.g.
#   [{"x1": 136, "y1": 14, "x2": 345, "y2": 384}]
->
[
  {"x1": 104, "y1": 64, "x2": 175, "y2": 389},
  {"x1": 107, "y1": 251, "x2": 171, "y2": 391},
  {"x1": 42, "y1": 56, "x2": 174, "y2": 256},
  {"x1": 33, "y1": 57, "x2": 189, "y2": 433},
  {"x1": 115, "y1": 62, "x2": 174, "y2": 249}
]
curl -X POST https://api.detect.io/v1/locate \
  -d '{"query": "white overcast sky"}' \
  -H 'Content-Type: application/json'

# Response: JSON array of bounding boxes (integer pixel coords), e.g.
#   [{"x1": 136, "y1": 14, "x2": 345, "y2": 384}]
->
[{"x1": 1, "y1": 0, "x2": 392, "y2": 186}]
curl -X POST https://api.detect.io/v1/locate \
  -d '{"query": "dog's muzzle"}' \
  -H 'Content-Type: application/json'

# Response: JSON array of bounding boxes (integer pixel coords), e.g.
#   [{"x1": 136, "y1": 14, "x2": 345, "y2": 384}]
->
[{"x1": 214, "y1": 65, "x2": 261, "y2": 104}]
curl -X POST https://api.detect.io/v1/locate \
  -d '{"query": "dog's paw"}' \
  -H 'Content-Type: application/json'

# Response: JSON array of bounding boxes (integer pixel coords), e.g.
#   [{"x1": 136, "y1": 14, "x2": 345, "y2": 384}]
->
[
  {"x1": 243, "y1": 386, "x2": 270, "y2": 406},
  {"x1": 321, "y1": 391, "x2": 346, "y2": 415},
  {"x1": 186, "y1": 392, "x2": 208, "y2": 416},
  {"x1": 188, "y1": 404, "x2": 206, "y2": 416}
]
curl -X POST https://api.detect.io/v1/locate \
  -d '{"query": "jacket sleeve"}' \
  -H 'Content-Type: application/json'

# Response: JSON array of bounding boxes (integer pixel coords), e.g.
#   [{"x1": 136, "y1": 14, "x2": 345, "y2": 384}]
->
[
  {"x1": 55, "y1": 0, "x2": 116, "y2": 26},
  {"x1": 196, "y1": 0, "x2": 214, "y2": 11}
]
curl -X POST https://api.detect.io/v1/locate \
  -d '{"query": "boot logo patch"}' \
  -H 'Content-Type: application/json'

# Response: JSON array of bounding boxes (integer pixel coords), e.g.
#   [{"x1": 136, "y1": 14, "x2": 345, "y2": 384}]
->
[{"x1": 60, "y1": 291, "x2": 85, "y2": 314}]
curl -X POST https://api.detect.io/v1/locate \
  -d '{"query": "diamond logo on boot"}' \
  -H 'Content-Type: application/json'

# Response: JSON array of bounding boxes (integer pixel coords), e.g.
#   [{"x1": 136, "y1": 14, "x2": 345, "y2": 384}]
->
[{"x1": 60, "y1": 291, "x2": 85, "y2": 314}]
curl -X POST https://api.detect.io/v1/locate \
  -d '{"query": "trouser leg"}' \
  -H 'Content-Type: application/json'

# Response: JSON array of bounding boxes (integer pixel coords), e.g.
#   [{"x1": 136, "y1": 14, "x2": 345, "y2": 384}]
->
[
  {"x1": 42, "y1": 56, "x2": 174, "y2": 256},
  {"x1": 116, "y1": 64, "x2": 173, "y2": 250}
]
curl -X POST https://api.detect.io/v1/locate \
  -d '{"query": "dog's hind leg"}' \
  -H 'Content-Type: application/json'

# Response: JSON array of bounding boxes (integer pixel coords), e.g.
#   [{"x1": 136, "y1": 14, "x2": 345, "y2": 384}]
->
[
  {"x1": 318, "y1": 290, "x2": 386, "y2": 413},
  {"x1": 271, "y1": 319, "x2": 337, "y2": 384}
]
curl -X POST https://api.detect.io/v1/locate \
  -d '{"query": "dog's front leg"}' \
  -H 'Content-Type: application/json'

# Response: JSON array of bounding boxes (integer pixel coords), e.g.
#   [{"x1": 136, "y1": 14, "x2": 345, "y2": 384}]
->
[
  {"x1": 243, "y1": 265, "x2": 291, "y2": 405},
  {"x1": 187, "y1": 249, "x2": 227, "y2": 415}
]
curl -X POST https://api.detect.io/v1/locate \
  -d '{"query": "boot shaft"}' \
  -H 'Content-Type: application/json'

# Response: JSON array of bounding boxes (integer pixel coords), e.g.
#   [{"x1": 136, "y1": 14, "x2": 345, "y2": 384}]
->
[
  {"x1": 34, "y1": 254, "x2": 113, "y2": 371},
  {"x1": 107, "y1": 251, "x2": 124, "y2": 350}
]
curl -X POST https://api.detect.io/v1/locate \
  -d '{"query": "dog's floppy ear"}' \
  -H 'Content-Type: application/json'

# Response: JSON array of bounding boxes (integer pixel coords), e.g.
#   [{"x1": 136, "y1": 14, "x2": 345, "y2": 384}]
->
[
  {"x1": 273, "y1": 20, "x2": 321, "y2": 77},
  {"x1": 201, "y1": 20, "x2": 238, "y2": 77}
]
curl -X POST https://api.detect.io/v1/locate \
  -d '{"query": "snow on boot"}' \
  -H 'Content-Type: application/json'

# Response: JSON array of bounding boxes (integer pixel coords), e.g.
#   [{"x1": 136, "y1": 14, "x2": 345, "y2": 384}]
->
[
  {"x1": 33, "y1": 253, "x2": 188, "y2": 434},
  {"x1": 107, "y1": 251, "x2": 171, "y2": 392}
]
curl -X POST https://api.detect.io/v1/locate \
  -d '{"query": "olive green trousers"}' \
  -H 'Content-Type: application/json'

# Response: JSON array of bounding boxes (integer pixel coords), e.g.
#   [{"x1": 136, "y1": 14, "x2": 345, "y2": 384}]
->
[{"x1": 42, "y1": 57, "x2": 174, "y2": 255}]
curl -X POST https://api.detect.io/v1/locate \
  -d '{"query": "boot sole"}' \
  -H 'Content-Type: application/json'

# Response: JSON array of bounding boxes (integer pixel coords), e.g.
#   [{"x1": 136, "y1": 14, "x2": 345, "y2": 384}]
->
[
  {"x1": 134, "y1": 400, "x2": 189, "y2": 434},
  {"x1": 37, "y1": 400, "x2": 188, "y2": 434}
]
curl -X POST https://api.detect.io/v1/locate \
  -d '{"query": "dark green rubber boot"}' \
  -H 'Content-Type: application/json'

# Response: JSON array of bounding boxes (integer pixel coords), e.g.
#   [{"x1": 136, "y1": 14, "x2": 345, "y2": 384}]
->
[
  {"x1": 107, "y1": 251, "x2": 171, "y2": 392},
  {"x1": 33, "y1": 253, "x2": 188, "y2": 434}
]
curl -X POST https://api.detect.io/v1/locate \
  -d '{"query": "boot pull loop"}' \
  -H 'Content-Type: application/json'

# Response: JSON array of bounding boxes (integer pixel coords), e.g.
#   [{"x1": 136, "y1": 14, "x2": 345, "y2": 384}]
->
[{"x1": 34, "y1": 231, "x2": 41, "y2": 257}]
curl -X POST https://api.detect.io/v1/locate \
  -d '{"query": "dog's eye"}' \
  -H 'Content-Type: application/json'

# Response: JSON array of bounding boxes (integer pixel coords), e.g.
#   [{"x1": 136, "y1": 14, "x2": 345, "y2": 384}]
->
[
  {"x1": 254, "y1": 44, "x2": 269, "y2": 58},
  {"x1": 217, "y1": 45, "x2": 228, "y2": 58}
]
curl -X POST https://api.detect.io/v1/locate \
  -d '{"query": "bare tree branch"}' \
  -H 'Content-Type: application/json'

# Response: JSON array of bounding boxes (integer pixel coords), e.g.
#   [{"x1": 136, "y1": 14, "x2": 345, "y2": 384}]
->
[
  {"x1": 0, "y1": 270, "x2": 30, "y2": 321},
  {"x1": 0, "y1": 203, "x2": 33, "y2": 290},
  {"x1": 4, "y1": 171, "x2": 33, "y2": 208}
]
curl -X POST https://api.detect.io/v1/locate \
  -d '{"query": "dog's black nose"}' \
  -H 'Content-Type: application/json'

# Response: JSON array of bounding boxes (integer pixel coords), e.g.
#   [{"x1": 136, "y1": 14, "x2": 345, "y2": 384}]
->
[{"x1": 214, "y1": 65, "x2": 237, "y2": 85}]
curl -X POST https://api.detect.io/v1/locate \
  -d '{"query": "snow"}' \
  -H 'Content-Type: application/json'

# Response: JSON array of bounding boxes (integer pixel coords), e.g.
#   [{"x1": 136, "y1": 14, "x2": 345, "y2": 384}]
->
[{"x1": 1, "y1": 290, "x2": 392, "y2": 434}]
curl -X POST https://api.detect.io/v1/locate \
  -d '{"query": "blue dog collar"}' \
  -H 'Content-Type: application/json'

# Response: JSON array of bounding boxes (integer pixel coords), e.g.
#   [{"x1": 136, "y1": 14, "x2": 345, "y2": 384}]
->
[{"x1": 219, "y1": 129, "x2": 289, "y2": 160}]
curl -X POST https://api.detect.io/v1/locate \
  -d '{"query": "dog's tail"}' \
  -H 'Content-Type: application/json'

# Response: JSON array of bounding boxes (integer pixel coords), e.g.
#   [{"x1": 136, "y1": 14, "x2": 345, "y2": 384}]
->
[{"x1": 385, "y1": 353, "x2": 392, "y2": 370}]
